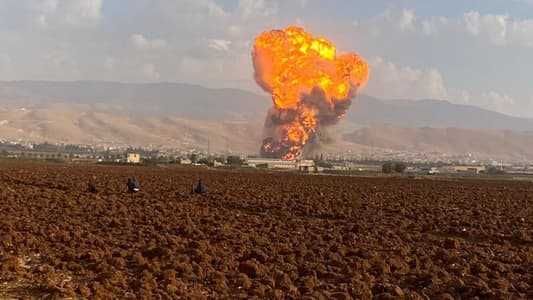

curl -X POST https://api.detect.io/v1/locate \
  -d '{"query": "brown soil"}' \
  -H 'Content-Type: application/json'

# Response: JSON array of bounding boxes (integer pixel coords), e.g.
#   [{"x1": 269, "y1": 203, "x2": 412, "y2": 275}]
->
[{"x1": 0, "y1": 162, "x2": 531, "y2": 299}]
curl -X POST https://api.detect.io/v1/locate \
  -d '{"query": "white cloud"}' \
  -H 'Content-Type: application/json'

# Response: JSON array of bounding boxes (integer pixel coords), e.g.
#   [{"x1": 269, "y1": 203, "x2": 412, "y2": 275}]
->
[
  {"x1": 364, "y1": 57, "x2": 517, "y2": 114},
  {"x1": 104, "y1": 57, "x2": 115, "y2": 71},
  {"x1": 379, "y1": 8, "x2": 417, "y2": 32},
  {"x1": 464, "y1": 11, "x2": 508, "y2": 45},
  {"x1": 450, "y1": 89, "x2": 517, "y2": 115},
  {"x1": 509, "y1": 19, "x2": 533, "y2": 47},
  {"x1": 207, "y1": 39, "x2": 232, "y2": 52},
  {"x1": 416, "y1": 9, "x2": 533, "y2": 47},
  {"x1": 142, "y1": 63, "x2": 160, "y2": 80},
  {"x1": 464, "y1": 11, "x2": 482, "y2": 35},
  {"x1": 130, "y1": 34, "x2": 167, "y2": 51},
  {"x1": 66, "y1": 0, "x2": 102, "y2": 20},
  {"x1": 348, "y1": 8, "x2": 533, "y2": 116},
  {"x1": 0, "y1": 53, "x2": 12, "y2": 67},
  {"x1": 398, "y1": 9, "x2": 416, "y2": 32},
  {"x1": 461, "y1": 11, "x2": 533, "y2": 47},
  {"x1": 238, "y1": 0, "x2": 278, "y2": 19},
  {"x1": 366, "y1": 56, "x2": 518, "y2": 115},
  {"x1": 31, "y1": 0, "x2": 103, "y2": 28},
  {"x1": 421, "y1": 17, "x2": 448, "y2": 36},
  {"x1": 227, "y1": 25, "x2": 242, "y2": 37},
  {"x1": 481, "y1": 91, "x2": 516, "y2": 113},
  {"x1": 299, "y1": 0, "x2": 309, "y2": 8},
  {"x1": 364, "y1": 9, "x2": 533, "y2": 48},
  {"x1": 366, "y1": 57, "x2": 448, "y2": 100},
  {"x1": 40, "y1": 45, "x2": 82, "y2": 80},
  {"x1": 202, "y1": 0, "x2": 227, "y2": 17}
]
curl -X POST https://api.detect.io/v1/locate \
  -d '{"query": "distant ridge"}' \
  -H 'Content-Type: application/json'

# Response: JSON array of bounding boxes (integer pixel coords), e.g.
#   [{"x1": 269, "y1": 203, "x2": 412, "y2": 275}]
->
[
  {"x1": 0, "y1": 80, "x2": 270, "y2": 121},
  {"x1": 347, "y1": 95, "x2": 533, "y2": 132},
  {"x1": 0, "y1": 80, "x2": 532, "y2": 160},
  {"x1": 1, "y1": 80, "x2": 532, "y2": 131},
  {"x1": 343, "y1": 126, "x2": 533, "y2": 161}
]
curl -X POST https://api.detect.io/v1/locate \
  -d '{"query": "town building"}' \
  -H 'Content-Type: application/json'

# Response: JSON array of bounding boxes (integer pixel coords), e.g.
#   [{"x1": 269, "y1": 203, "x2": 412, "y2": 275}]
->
[
  {"x1": 444, "y1": 165, "x2": 486, "y2": 174},
  {"x1": 246, "y1": 158, "x2": 316, "y2": 171},
  {"x1": 179, "y1": 158, "x2": 192, "y2": 165},
  {"x1": 127, "y1": 153, "x2": 141, "y2": 164}
]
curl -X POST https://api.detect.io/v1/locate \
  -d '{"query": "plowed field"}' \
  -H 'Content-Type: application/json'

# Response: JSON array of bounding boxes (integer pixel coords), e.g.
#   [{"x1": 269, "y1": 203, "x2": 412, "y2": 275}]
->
[{"x1": 0, "y1": 163, "x2": 531, "y2": 299}]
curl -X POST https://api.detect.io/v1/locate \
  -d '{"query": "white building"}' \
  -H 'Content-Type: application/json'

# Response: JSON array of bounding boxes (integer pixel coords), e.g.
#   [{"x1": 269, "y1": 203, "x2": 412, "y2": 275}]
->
[
  {"x1": 246, "y1": 158, "x2": 295, "y2": 169},
  {"x1": 452, "y1": 165, "x2": 486, "y2": 174},
  {"x1": 297, "y1": 160, "x2": 316, "y2": 172},
  {"x1": 246, "y1": 158, "x2": 315, "y2": 171},
  {"x1": 213, "y1": 160, "x2": 225, "y2": 167},
  {"x1": 127, "y1": 153, "x2": 141, "y2": 164},
  {"x1": 180, "y1": 158, "x2": 192, "y2": 165}
]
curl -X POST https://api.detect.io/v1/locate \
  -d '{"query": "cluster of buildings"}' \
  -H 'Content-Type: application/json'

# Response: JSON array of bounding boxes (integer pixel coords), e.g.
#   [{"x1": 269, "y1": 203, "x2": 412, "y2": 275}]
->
[
  {"x1": 324, "y1": 149, "x2": 532, "y2": 166},
  {"x1": 2, "y1": 140, "x2": 533, "y2": 176},
  {"x1": 0, "y1": 141, "x2": 149, "y2": 164}
]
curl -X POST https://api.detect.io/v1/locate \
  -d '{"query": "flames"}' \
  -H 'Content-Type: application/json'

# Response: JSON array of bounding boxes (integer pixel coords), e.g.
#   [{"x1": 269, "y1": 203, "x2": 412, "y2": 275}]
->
[{"x1": 253, "y1": 26, "x2": 369, "y2": 160}]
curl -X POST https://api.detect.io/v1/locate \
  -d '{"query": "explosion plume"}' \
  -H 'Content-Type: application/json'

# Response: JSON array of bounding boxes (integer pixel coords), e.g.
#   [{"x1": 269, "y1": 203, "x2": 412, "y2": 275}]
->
[{"x1": 253, "y1": 26, "x2": 369, "y2": 160}]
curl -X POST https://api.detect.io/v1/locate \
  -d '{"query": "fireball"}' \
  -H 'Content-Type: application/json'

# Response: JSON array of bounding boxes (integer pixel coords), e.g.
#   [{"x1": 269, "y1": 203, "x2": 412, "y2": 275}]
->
[{"x1": 253, "y1": 26, "x2": 369, "y2": 160}]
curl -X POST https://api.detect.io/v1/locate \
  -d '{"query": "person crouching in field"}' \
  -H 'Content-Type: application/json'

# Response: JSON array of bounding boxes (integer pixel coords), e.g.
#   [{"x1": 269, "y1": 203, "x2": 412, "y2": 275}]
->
[
  {"x1": 87, "y1": 176, "x2": 97, "y2": 193},
  {"x1": 127, "y1": 177, "x2": 140, "y2": 193},
  {"x1": 192, "y1": 178, "x2": 207, "y2": 194}
]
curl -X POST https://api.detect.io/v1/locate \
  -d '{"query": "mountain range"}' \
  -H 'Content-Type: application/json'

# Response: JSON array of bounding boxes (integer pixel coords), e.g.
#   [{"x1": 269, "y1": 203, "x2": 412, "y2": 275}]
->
[{"x1": 0, "y1": 80, "x2": 532, "y2": 160}]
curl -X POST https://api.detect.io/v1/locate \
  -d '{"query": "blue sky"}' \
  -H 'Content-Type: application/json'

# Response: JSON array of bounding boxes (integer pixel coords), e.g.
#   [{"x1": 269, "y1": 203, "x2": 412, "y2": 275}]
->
[
  {"x1": 207, "y1": 0, "x2": 533, "y2": 19},
  {"x1": 1, "y1": 0, "x2": 533, "y2": 117}
]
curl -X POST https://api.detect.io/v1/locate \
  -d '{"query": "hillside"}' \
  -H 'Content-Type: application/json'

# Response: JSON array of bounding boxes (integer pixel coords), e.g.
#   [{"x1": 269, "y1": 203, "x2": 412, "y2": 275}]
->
[
  {"x1": 0, "y1": 104, "x2": 263, "y2": 152},
  {"x1": 2, "y1": 81, "x2": 533, "y2": 131},
  {"x1": 0, "y1": 81, "x2": 270, "y2": 121},
  {"x1": 1, "y1": 81, "x2": 533, "y2": 160},
  {"x1": 343, "y1": 126, "x2": 533, "y2": 161},
  {"x1": 346, "y1": 96, "x2": 533, "y2": 132}
]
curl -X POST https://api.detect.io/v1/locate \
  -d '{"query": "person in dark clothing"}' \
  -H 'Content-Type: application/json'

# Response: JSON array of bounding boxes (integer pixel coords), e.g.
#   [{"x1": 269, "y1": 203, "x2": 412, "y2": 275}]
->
[
  {"x1": 87, "y1": 176, "x2": 97, "y2": 193},
  {"x1": 193, "y1": 178, "x2": 207, "y2": 194},
  {"x1": 127, "y1": 177, "x2": 140, "y2": 193},
  {"x1": 87, "y1": 181, "x2": 97, "y2": 193}
]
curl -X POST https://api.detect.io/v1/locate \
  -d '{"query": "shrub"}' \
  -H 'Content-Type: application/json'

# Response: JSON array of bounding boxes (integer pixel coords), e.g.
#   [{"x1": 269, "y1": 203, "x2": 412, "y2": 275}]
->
[{"x1": 382, "y1": 162, "x2": 394, "y2": 174}]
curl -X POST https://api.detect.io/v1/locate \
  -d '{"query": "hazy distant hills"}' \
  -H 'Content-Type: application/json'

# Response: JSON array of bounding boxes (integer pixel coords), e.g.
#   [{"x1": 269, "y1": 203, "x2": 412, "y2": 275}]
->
[
  {"x1": 0, "y1": 81, "x2": 270, "y2": 121},
  {"x1": 2, "y1": 80, "x2": 533, "y2": 131},
  {"x1": 0, "y1": 103, "x2": 263, "y2": 152},
  {"x1": 1, "y1": 80, "x2": 533, "y2": 160},
  {"x1": 343, "y1": 126, "x2": 533, "y2": 161},
  {"x1": 348, "y1": 96, "x2": 533, "y2": 132}
]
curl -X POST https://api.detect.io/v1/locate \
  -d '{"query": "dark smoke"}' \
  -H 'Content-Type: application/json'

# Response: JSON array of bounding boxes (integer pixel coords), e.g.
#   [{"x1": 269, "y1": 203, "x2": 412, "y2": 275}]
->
[{"x1": 260, "y1": 86, "x2": 355, "y2": 159}]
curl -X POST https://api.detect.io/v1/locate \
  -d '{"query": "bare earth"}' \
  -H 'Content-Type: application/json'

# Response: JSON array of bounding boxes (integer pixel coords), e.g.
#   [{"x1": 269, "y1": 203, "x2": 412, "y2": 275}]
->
[{"x1": 0, "y1": 163, "x2": 531, "y2": 299}]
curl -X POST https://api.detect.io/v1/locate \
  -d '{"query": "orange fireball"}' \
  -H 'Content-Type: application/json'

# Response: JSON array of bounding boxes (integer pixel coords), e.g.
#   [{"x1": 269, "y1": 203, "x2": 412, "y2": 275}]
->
[{"x1": 253, "y1": 26, "x2": 369, "y2": 160}]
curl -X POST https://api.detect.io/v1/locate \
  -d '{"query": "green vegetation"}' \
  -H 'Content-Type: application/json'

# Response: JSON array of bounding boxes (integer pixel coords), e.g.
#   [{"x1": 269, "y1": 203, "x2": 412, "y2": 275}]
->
[
  {"x1": 226, "y1": 156, "x2": 243, "y2": 166},
  {"x1": 486, "y1": 166, "x2": 506, "y2": 175},
  {"x1": 382, "y1": 162, "x2": 407, "y2": 174}
]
